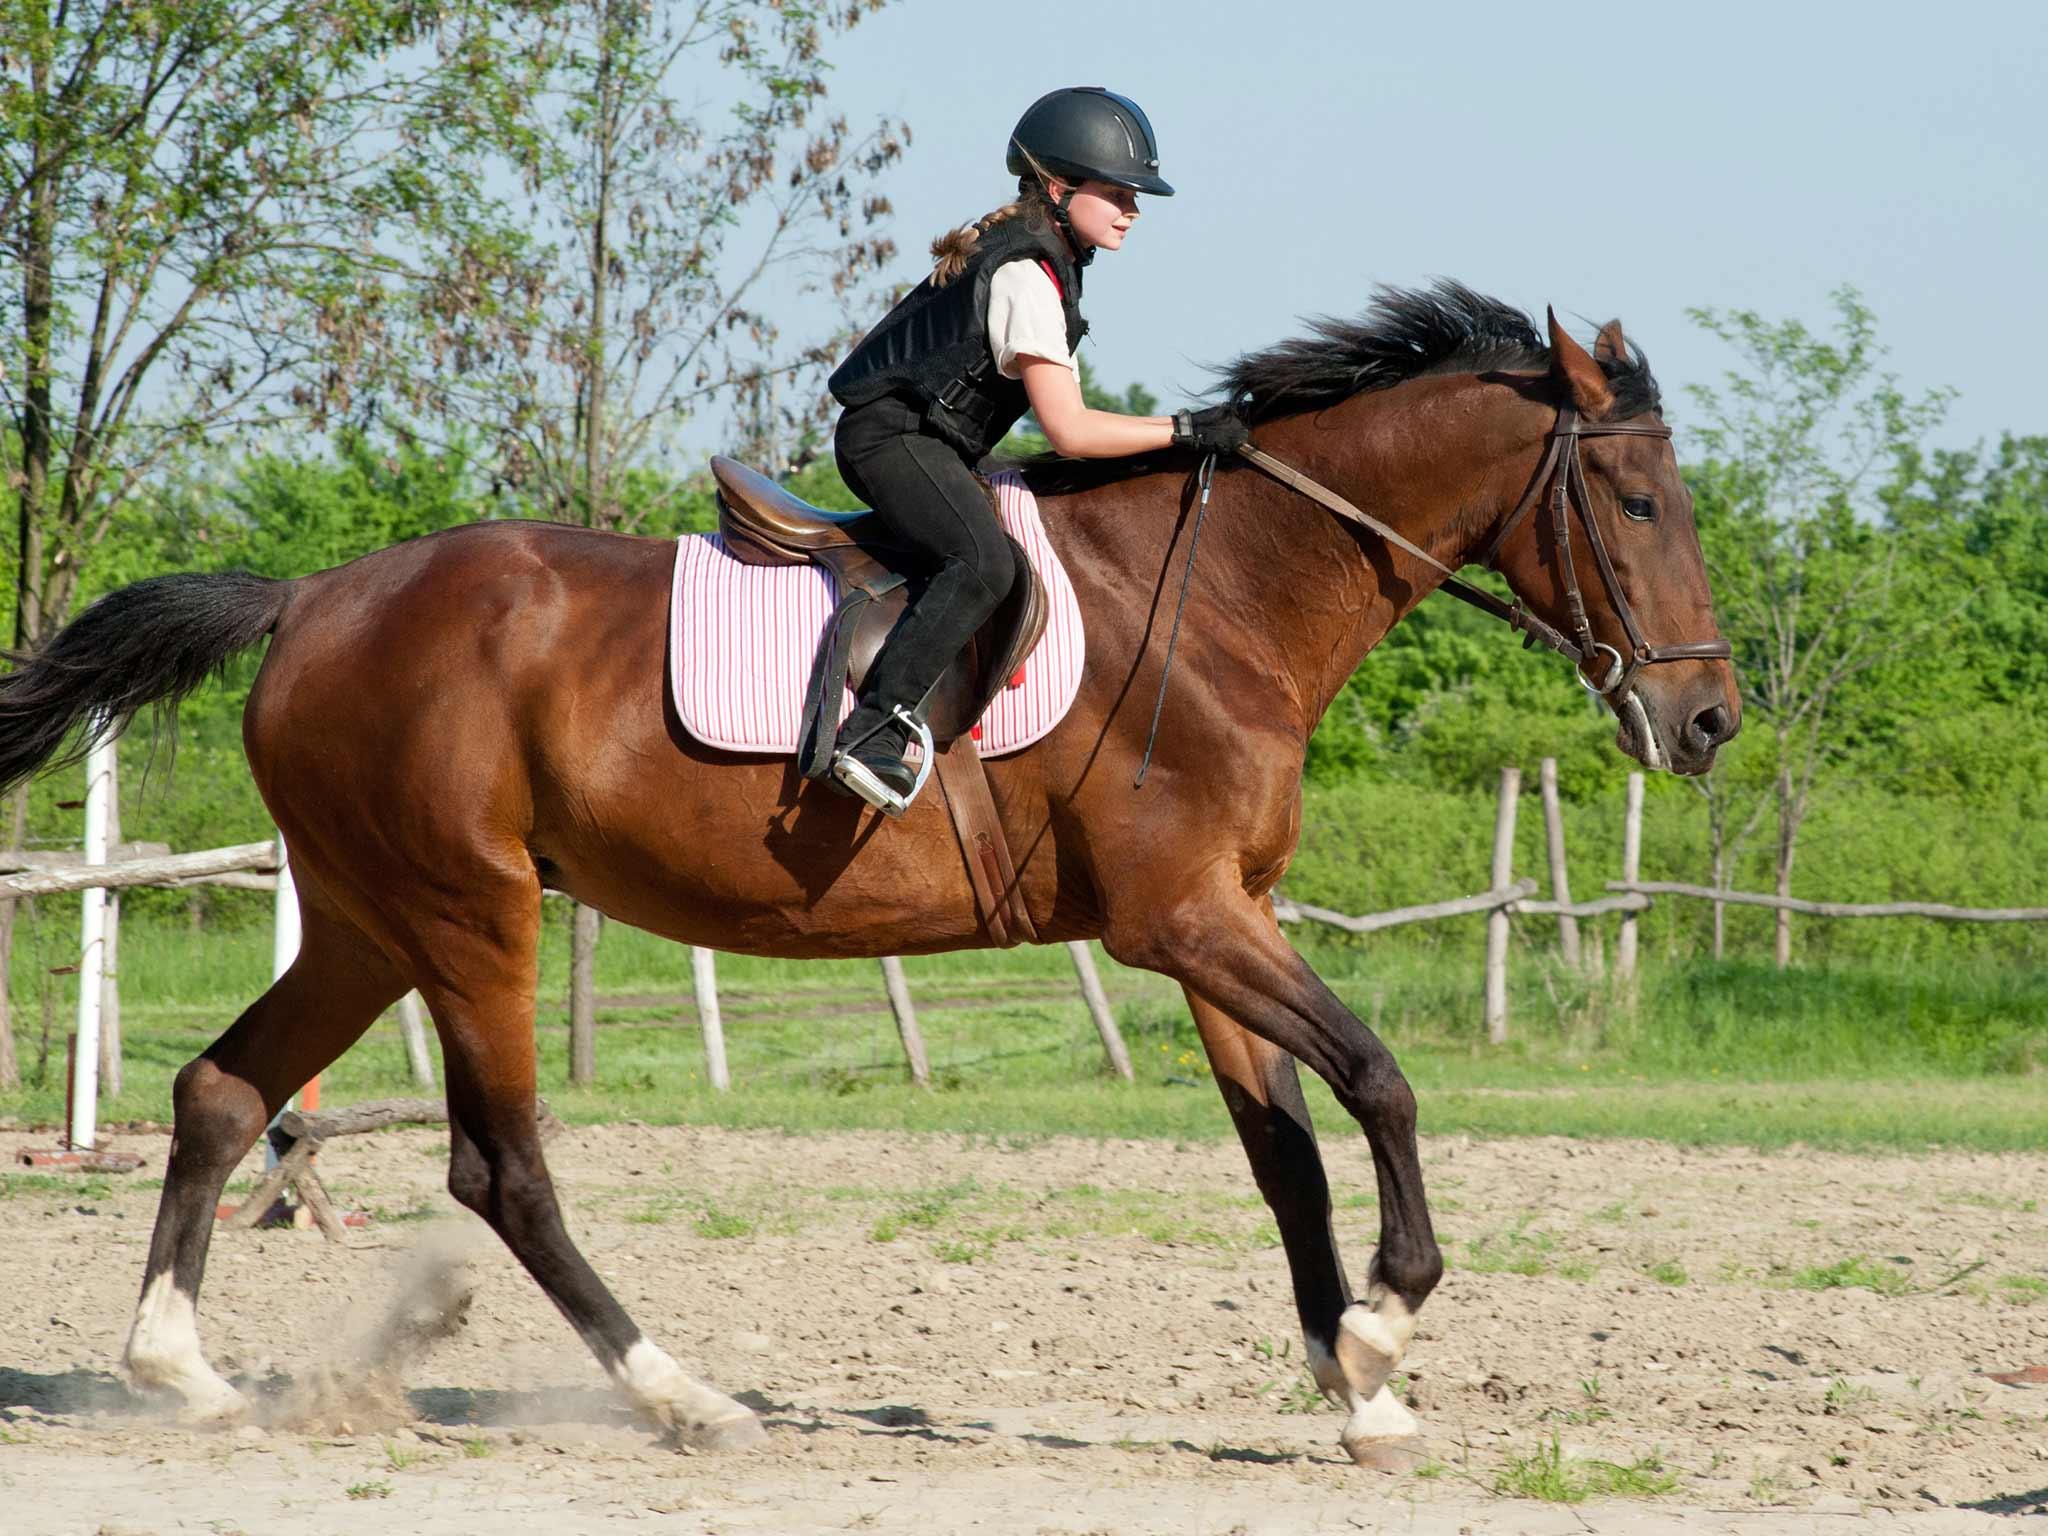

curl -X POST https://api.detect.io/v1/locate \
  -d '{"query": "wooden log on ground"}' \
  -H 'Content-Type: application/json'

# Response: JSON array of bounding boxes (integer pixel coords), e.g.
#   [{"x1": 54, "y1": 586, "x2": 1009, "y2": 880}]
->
[
  {"x1": 1485, "y1": 766, "x2": 1521, "y2": 1044},
  {"x1": 1271, "y1": 879, "x2": 1538, "y2": 934},
  {"x1": 1066, "y1": 941, "x2": 1133, "y2": 1082},
  {"x1": 277, "y1": 1098, "x2": 447, "y2": 1140},
  {"x1": 878, "y1": 956, "x2": 930, "y2": 1088},
  {"x1": 1607, "y1": 881, "x2": 2048, "y2": 922},
  {"x1": 1538, "y1": 758, "x2": 1580, "y2": 970},
  {"x1": 0, "y1": 842, "x2": 279, "y2": 898}
]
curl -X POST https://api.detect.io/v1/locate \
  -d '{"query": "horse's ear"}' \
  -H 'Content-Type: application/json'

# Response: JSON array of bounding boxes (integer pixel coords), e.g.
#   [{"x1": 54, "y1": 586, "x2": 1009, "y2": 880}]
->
[
  {"x1": 1593, "y1": 319, "x2": 1629, "y2": 364},
  {"x1": 1547, "y1": 306, "x2": 1615, "y2": 418}
]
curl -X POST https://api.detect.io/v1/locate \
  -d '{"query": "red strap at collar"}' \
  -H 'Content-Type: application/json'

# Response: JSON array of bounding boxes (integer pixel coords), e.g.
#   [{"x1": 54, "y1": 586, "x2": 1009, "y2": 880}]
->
[{"x1": 1035, "y1": 258, "x2": 1064, "y2": 300}]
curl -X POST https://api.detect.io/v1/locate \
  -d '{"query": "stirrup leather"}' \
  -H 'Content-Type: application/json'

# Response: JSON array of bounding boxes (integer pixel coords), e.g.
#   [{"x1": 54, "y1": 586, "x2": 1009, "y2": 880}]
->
[{"x1": 830, "y1": 707, "x2": 935, "y2": 819}]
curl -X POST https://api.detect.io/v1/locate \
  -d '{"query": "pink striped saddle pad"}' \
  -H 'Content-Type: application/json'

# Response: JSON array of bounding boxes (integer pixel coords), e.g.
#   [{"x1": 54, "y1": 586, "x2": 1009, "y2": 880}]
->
[{"x1": 669, "y1": 470, "x2": 1085, "y2": 757}]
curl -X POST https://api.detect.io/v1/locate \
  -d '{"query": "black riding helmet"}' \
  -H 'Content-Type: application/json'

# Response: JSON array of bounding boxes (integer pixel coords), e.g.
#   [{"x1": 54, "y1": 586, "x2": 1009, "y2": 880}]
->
[{"x1": 1006, "y1": 87, "x2": 1174, "y2": 197}]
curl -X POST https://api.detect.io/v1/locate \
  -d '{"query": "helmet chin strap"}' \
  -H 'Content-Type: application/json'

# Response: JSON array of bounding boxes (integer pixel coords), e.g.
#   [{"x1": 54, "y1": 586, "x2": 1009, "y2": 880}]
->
[{"x1": 1048, "y1": 182, "x2": 1094, "y2": 267}]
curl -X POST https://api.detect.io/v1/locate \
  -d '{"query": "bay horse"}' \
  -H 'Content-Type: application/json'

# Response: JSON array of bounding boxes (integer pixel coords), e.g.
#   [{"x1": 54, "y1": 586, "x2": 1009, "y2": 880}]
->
[{"x1": 0, "y1": 284, "x2": 1737, "y2": 1465}]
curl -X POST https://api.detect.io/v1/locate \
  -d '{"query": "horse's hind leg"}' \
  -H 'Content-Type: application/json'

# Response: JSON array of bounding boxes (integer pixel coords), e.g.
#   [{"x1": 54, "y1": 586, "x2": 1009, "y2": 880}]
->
[
  {"x1": 417, "y1": 891, "x2": 764, "y2": 1450},
  {"x1": 126, "y1": 904, "x2": 408, "y2": 1419}
]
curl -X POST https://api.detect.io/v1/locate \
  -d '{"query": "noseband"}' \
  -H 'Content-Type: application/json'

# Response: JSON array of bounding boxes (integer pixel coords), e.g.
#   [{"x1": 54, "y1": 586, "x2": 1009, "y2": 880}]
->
[{"x1": 1237, "y1": 403, "x2": 1732, "y2": 699}]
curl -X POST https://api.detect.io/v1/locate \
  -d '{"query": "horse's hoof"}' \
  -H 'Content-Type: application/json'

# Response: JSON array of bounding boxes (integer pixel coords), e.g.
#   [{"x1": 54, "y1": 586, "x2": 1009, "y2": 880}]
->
[
  {"x1": 1343, "y1": 1433, "x2": 1430, "y2": 1473},
  {"x1": 178, "y1": 1384, "x2": 252, "y2": 1427},
  {"x1": 675, "y1": 1409, "x2": 767, "y2": 1452}
]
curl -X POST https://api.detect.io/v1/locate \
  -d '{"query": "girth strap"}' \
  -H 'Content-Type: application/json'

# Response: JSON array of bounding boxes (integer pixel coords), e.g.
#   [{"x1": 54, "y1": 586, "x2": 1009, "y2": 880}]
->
[{"x1": 932, "y1": 739, "x2": 1038, "y2": 947}]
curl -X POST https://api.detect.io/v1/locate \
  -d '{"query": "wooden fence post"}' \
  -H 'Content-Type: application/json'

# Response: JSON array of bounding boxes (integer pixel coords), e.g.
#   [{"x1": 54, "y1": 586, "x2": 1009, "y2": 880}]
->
[
  {"x1": 1617, "y1": 772, "x2": 1644, "y2": 984},
  {"x1": 1484, "y1": 765, "x2": 1520, "y2": 1044},
  {"x1": 569, "y1": 902, "x2": 600, "y2": 1085},
  {"x1": 877, "y1": 956, "x2": 930, "y2": 1088},
  {"x1": 691, "y1": 946, "x2": 729, "y2": 1092},
  {"x1": 1538, "y1": 757, "x2": 1580, "y2": 972},
  {"x1": 1067, "y1": 941, "x2": 1133, "y2": 1082},
  {"x1": 397, "y1": 992, "x2": 435, "y2": 1089}
]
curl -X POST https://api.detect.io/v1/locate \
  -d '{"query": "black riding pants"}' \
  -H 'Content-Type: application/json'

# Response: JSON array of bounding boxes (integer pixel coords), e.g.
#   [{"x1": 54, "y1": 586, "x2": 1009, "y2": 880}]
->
[{"x1": 833, "y1": 395, "x2": 1017, "y2": 730}]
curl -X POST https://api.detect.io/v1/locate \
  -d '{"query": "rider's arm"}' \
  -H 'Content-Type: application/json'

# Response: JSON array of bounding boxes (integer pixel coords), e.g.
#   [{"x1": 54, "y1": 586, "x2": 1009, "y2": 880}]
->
[{"x1": 1021, "y1": 356, "x2": 1175, "y2": 458}]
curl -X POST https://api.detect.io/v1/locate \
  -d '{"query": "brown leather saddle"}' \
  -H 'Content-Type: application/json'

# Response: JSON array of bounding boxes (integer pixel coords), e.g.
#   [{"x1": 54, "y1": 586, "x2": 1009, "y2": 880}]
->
[
  {"x1": 708, "y1": 456, "x2": 1043, "y2": 945},
  {"x1": 711, "y1": 456, "x2": 1048, "y2": 778}
]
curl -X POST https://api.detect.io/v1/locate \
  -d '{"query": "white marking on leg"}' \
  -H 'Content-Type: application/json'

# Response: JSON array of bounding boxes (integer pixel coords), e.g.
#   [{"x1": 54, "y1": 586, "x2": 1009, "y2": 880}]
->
[
  {"x1": 1341, "y1": 1384, "x2": 1422, "y2": 1464},
  {"x1": 124, "y1": 1272, "x2": 246, "y2": 1422},
  {"x1": 1306, "y1": 1334, "x2": 1353, "y2": 1409},
  {"x1": 611, "y1": 1337, "x2": 764, "y2": 1450},
  {"x1": 1334, "y1": 1291, "x2": 1416, "y2": 1403}
]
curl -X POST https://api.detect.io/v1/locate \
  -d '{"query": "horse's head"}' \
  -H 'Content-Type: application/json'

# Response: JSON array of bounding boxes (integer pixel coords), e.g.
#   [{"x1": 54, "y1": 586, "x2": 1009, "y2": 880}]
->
[{"x1": 1484, "y1": 311, "x2": 1741, "y2": 776}]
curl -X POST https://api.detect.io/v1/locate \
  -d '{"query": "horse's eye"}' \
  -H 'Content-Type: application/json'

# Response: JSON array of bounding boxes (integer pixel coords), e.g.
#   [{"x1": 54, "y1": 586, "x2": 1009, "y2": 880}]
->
[{"x1": 1622, "y1": 496, "x2": 1656, "y2": 523}]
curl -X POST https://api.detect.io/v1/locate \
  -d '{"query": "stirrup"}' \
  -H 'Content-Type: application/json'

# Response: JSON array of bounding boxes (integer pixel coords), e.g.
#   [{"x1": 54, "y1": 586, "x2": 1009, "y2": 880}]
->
[{"x1": 829, "y1": 706, "x2": 935, "y2": 818}]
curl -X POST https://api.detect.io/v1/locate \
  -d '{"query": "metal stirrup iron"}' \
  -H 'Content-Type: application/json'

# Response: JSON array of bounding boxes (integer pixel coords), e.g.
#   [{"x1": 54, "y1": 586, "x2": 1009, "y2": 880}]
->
[{"x1": 830, "y1": 706, "x2": 936, "y2": 819}]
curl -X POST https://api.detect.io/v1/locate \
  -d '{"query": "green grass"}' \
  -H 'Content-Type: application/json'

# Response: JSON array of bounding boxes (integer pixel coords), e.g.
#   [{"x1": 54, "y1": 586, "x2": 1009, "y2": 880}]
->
[
  {"x1": 5, "y1": 917, "x2": 2047, "y2": 1154},
  {"x1": 1494, "y1": 1436, "x2": 1679, "y2": 1502},
  {"x1": 1784, "y1": 1256, "x2": 1914, "y2": 1296},
  {"x1": 1997, "y1": 1275, "x2": 2048, "y2": 1303}
]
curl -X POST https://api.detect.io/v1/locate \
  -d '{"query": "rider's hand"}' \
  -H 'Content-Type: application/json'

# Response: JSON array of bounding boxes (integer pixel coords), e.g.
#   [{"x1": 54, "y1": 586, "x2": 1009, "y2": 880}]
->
[{"x1": 1172, "y1": 402, "x2": 1250, "y2": 455}]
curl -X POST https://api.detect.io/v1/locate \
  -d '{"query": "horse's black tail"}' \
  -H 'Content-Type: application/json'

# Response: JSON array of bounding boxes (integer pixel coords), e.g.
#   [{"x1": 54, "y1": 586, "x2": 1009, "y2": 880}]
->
[{"x1": 0, "y1": 570, "x2": 292, "y2": 799}]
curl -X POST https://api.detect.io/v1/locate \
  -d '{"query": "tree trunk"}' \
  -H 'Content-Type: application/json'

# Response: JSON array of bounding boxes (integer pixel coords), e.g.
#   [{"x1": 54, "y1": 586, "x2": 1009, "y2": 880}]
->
[
  {"x1": 1711, "y1": 847, "x2": 1727, "y2": 962},
  {"x1": 0, "y1": 787, "x2": 30, "y2": 1089},
  {"x1": 582, "y1": 0, "x2": 614, "y2": 530},
  {"x1": 1773, "y1": 762, "x2": 1797, "y2": 970}
]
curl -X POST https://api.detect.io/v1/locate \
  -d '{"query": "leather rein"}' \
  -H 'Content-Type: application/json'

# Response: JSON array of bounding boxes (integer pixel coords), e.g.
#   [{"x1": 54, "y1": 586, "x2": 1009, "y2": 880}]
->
[{"x1": 1236, "y1": 404, "x2": 1732, "y2": 698}]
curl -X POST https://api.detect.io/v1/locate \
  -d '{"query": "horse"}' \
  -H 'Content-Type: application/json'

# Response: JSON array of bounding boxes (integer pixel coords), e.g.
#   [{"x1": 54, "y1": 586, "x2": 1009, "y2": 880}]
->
[{"x1": 0, "y1": 282, "x2": 1738, "y2": 1466}]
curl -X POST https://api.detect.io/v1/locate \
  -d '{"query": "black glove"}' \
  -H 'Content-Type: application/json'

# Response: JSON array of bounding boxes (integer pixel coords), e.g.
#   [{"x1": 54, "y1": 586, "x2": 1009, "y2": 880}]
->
[{"x1": 1171, "y1": 402, "x2": 1249, "y2": 455}]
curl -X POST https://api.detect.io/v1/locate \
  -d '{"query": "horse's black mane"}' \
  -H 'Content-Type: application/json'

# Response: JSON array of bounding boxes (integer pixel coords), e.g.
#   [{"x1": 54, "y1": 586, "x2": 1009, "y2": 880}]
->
[{"x1": 1013, "y1": 279, "x2": 1661, "y2": 496}]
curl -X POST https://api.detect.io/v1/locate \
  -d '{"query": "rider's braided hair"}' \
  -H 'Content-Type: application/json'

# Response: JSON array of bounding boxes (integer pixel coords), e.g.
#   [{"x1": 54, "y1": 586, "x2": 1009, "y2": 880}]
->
[{"x1": 929, "y1": 171, "x2": 1056, "y2": 287}]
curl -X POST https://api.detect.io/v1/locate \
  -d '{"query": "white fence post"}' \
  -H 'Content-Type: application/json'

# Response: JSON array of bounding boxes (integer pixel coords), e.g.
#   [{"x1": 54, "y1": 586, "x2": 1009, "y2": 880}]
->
[
  {"x1": 691, "y1": 946, "x2": 729, "y2": 1092},
  {"x1": 1617, "y1": 773, "x2": 1645, "y2": 984},
  {"x1": 397, "y1": 992, "x2": 435, "y2": 1089},
  {"x1": 262, "y1": 836, "x2": 302, "y2": 1172},
  {"x1": 66, "y1": 732, "x2": 115, "y2": 1149},
  {"x1": 1484, "y1": 765, "x2": 1521, "y2": 1044}
]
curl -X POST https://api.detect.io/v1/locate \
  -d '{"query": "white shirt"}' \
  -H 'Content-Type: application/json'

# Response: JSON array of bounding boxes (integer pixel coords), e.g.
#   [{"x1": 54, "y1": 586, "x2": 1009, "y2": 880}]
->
[{"x1": 986, "y1": 259, "x2": 1077, "y2": 379}]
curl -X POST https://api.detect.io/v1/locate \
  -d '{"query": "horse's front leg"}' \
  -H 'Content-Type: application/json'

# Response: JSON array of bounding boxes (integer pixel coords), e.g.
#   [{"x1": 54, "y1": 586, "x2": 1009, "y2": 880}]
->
[{"x1": 1111, "y1": 888, "x2": 1440, "y2": 1465}]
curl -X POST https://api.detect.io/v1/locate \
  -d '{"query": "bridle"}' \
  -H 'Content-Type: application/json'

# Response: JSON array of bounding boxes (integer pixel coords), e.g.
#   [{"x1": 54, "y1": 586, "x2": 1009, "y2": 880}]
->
[{"x1": 1237, "y1": 402, "x2": 1732, "y2": 699}]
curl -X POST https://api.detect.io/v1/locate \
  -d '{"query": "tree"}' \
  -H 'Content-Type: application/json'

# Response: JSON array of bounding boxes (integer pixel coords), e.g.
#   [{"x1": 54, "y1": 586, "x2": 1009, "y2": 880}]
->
[
  {"x1": 0, "y1": 0, "x2": 544, "y2": 1085},
  {"x1": 419, "y1": 0, "x2": 904, "y2": 530},
  {"x1": 1684, "y1": 288, "x2": 1962, "y2": 967}
]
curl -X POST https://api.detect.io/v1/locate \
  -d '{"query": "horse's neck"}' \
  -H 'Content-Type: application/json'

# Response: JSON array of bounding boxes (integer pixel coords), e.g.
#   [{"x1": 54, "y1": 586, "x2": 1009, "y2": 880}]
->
[{"x1": 1214, "y1": 377, "x2": 1538, "y2": 731}]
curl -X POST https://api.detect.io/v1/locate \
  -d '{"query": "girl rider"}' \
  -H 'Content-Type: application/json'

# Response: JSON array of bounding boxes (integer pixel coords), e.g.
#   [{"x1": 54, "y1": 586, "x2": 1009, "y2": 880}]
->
[{"x1": 825, "y1": 86, "x2": 1248, "y2": 811}]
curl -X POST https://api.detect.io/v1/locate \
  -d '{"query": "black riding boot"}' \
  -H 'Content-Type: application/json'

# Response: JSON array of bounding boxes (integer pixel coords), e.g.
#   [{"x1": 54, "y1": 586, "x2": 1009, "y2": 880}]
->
[{"x1": 829, "y1": 703, "x2": 916, "y2": 805}]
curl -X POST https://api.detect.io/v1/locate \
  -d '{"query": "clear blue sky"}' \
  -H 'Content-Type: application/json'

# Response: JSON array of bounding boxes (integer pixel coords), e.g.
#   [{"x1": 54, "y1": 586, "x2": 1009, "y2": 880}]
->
[{"x1": 792, "y1": 0, "x2": 2044, "y2": 456}]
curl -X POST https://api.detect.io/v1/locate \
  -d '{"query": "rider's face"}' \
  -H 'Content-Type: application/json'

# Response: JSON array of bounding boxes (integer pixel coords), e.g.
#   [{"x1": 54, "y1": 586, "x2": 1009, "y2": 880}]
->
[{"x1": 1057, "y1": 180, "x2": 1140, "y2": 251}]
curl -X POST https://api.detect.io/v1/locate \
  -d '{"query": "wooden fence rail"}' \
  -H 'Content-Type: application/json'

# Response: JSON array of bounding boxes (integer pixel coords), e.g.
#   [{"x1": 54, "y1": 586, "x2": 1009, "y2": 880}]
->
[
  {"x1": 1608, "y1": 882, "x2": 2048, "y2": 922},
  {"x1": 18, "y1": 734, "x2": 2043, "y2": 1150}
]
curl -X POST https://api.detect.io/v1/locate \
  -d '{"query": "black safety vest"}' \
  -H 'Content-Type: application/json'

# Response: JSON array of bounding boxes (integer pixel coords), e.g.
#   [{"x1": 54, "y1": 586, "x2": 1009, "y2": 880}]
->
[{"x1": 829, "y1": 213, "x2": 1087, "y2": 460}]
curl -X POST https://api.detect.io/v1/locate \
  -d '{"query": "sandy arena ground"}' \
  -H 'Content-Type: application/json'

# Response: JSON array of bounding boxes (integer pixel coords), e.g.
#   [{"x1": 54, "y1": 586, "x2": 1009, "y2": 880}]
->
[{"x1": 1, "y1": 1120, "x2": 2044, "y2": 1534}]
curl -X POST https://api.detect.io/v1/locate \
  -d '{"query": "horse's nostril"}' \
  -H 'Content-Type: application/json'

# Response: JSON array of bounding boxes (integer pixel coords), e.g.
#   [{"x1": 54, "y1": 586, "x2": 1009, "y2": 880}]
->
[{"x1": 1689, "y1": 703, "x2": 1733, "y2": 748}]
